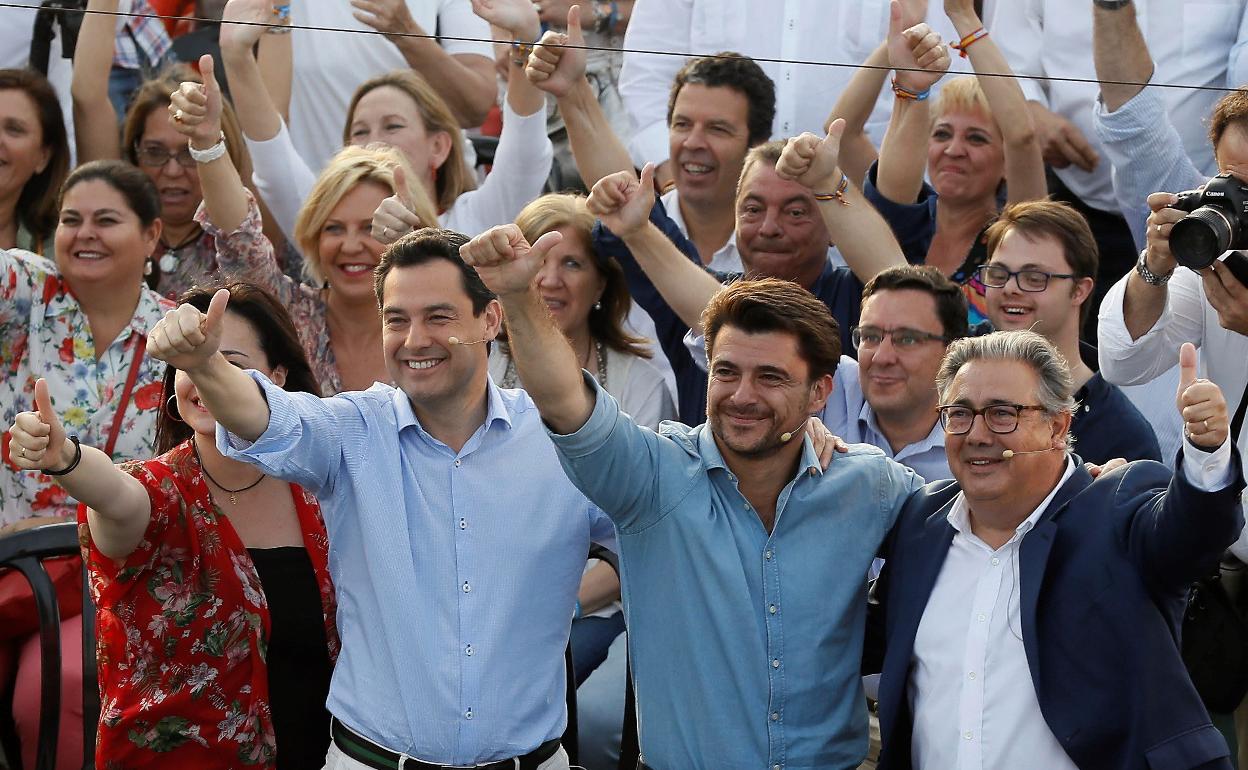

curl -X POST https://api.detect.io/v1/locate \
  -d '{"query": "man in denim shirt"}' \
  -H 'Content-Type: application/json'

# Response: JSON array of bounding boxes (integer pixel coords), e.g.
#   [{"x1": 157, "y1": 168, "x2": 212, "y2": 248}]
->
[{"x1": 462, "y1": 224, "x2": 922, "y2": 770}]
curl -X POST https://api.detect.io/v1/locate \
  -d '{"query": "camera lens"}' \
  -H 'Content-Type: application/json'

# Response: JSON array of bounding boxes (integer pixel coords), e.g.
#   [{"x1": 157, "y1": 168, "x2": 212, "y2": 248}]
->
[{"x1": 1170, "y1": 207, "x2": 1234, "y2": 270}]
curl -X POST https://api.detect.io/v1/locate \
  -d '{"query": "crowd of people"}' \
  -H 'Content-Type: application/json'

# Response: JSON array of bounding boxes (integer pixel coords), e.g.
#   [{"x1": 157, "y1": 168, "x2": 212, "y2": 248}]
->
[{"x1": 0, "y1": 0, "x2": 1246, "y2": 768}]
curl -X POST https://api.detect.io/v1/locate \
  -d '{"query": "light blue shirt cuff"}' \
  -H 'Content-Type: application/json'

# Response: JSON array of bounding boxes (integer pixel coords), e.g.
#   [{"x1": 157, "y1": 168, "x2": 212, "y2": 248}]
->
[
  {"x1": 1181, "y1": 435, "x2": 1235, "y2": 492},
  {"x1": 214, "y1": 369, "x2": 297, "y2": 459},
  {"x1": 546, "y1": 372, "x2": 620, "y2": 459}
]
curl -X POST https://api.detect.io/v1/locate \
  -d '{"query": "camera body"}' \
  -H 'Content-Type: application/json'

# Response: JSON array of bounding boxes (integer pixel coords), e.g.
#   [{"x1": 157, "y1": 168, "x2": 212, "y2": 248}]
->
[{"x1": 1169, "y1": 174, "x2": 1248, "y2": 280}]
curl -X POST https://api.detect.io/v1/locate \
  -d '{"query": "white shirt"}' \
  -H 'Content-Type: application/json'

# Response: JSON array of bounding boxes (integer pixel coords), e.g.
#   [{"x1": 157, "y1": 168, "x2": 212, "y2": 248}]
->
[
  {"x1": 1097, "y1": 265, "x2": 1248, "y2": 560},
  {"x1": 288, "y1": 0, "x2": 494, "y2": 173},
  {"x1": 912, "y1": 443, "x2": 1234, "y2": 769},
  {"x1": 660, "y1": 187, "x2": 743, "y2": 274},
  {"x1": 618, "y1": 0, "x2": 970, "y2": 168},
  {"x1": 989, "y1": 0, "x2": 1248, "y2": 213}
]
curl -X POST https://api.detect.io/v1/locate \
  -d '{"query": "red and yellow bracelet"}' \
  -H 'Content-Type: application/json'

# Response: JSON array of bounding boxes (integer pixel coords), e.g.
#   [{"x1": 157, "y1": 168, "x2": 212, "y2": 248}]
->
[
  {"x1": 813, "y1": 174, "x2": 850, "y2": 206},
  {"x1": 951, "y1": 27, "x2": 988, "y2": 58}
]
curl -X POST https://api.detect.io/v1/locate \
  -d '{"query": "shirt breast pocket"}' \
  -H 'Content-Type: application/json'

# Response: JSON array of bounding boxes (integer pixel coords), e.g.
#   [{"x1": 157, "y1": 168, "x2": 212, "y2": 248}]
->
[{"x1": 1180, "y1": 1, "x2": 1241, "y2": 62}]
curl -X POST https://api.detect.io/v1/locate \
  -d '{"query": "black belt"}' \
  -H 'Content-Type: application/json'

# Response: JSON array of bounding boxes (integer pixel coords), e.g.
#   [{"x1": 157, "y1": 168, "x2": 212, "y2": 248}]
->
[{"x1": 331, "y1": 718, "x2": 561, "y2": 770}]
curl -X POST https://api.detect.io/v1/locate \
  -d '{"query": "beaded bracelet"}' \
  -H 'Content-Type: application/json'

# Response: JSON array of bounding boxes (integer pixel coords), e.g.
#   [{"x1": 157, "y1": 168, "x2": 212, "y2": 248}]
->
[
  {"x1": 511, "y1": 39, "x2": 536, "y2": 67},
  {"x1": 813, "y1": 174, "x2": 850, "y2": 206},
  {"x1": 891, "y1": 77, "x2": 930, "y2": 102},
  {"x1": 951, "y1": 27, "x2": 988, "y2": 58},
  {"x1": 266, "y1": 4, "x2": 292, "y2": 34},
  {"x1": 44, "y1": 435, "x2": 82, "y2": 477}
]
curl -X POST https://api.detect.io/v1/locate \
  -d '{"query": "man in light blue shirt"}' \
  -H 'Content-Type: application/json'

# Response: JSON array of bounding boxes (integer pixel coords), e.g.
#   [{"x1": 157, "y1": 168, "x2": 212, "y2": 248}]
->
[
  {"x1": 146, "y1": 229, "x2": 613, "y2": 769},
  {"x1": 461, "y1": 222, "x2": 922, "y2": 769}
]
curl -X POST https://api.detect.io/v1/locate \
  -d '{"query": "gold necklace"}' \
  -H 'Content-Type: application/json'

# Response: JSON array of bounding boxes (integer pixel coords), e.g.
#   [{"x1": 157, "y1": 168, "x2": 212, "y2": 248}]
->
[{"x1": 192, "y1": 441, "x2": 265, "y2": 505}]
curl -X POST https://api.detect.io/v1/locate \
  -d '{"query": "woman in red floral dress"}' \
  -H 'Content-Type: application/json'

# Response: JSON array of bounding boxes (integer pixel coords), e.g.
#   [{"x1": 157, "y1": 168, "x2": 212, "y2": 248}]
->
[{"x1": 8, "y1": 282, "x2": 338, "y2": 769}]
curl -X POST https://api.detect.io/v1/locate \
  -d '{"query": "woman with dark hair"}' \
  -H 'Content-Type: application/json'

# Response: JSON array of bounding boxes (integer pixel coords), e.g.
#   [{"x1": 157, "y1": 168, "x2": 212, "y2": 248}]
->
[
  {"x1": 7, "y1": 282, "x2": 337, "y2": 770},
  {"x1": 71, "y1": 0, "x2": 272, "y2": 298},
  {"x1": 0, "y1": 68, "x2": 70, "y2": 254},
  {"x1": 0, "y1": 158, "x2": 170, "y2": 770}
]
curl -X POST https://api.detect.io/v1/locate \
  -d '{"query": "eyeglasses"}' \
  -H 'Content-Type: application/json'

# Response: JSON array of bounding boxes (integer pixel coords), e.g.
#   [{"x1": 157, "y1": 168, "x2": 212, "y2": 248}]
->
[
  {"x1": 851, "y1": 325, "x2": 948, "y2": 350},
  {"x1": 134, "y1": 144, "x2": 195, "y2": 169},
  {"x1": 975, "y1": 264, "x2": 1077, "y2": 292},
  {"x1": 936, "y1": 403, "x2": 1049, "y2": 435}
]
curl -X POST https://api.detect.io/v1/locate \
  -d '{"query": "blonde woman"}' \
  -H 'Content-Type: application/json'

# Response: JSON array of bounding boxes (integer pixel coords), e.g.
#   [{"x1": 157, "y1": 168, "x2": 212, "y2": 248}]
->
[{"x1": 169, "y1": 57, "x2": 438, "y2": 395}]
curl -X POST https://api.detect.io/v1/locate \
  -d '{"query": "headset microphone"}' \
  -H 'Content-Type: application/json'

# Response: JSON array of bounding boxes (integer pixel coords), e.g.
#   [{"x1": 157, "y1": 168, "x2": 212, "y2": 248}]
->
[
  {"x1": 1001, "y1": 446, "x2": 1059, "y2": 459},
  {"x1": 447, "y1": 336, "x2": 490, "y2": 345},
  {"x1": 779, "y1": 421, "x2": 812, "y2": 443}
]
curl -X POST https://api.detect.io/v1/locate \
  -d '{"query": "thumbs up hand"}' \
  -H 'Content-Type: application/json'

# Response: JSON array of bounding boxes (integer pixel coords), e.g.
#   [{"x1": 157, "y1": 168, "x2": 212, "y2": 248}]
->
[
  {"x1": 1176, "y1": 342, "x2": 1229, "y2": 450},
  {"x1": 461, "y1": 223, "x2": 564, "y2": 296},
  {"x1": 525, "y1": 5, "x2": 588, "y2": 98},
  {"x1": 169, "y1": 54, "x2": 225, "y2": 149},
  {"x1": 149, "y1": 288, "x2": 231, "y2": 373},
  {"x1": 372, "y1": 163, "x2": 426, "y2": 245},
  {"x1": 8, "y1": 379, "x2": 71, "y2": 473},
  {"x1": 887, "y1": 0, "x2": 950, "y2": 95},
  {"x1": 776, "y1": 122, "x2": 847, "y2": 193}
]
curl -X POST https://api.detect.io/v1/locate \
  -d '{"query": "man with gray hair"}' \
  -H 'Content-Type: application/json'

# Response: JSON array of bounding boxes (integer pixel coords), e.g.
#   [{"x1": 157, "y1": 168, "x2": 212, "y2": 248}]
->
[{"x1": 871, "y1": 330, "x2": 1245, "y2": 769}]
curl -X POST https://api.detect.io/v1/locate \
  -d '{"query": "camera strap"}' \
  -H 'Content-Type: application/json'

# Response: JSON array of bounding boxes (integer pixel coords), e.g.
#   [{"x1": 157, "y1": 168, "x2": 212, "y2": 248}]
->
[{"x1": 1233, "y1": 375, "x2": 1248, "y2": 447}]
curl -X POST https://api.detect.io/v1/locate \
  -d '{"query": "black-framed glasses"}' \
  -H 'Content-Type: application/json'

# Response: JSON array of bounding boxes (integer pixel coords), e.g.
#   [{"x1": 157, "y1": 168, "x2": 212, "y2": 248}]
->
[
  {"x1": 936, "y1": 403, "x2": 1048, "y2": 435},
  {"x1": 851, "y1": 325, "x2": 948, "y2": 350},
  {"x1": 975, "y1": 263, "x2": 1077, "y2": 292},
  {"x1": 134, "y1": 144, "x2": 195, "y2": 169}
]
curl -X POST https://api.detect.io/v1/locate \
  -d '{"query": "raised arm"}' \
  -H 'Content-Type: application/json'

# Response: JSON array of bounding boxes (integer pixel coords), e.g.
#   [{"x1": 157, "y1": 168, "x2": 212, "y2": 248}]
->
[
  {"x1": 461, "y1": 226, "x2": 593, "y2": 433},
  {"x1": 527, "y1": 5, "x2": 634, "y2": 187},
  {"x1": 876, "y1": 1, "x2": 950, "y2": 205},
  {"x1": 1092, "y1": 0, "x2": 1154, "y2": 113},
  {"x1": 71, "y1": 0, "x2": 122, "y2": 162},
  {"x1": 470, "y1": 0, "x2": 545, "y2": 117},
  {"x1": 353, "y1": 0, "x2": 497, "y2": 127},
  {"x1": 147, "y1": 289, "x2": 272, "y2": 442},
  {"x1": 825, "y1": 43, "x2": 889, "y2": 187},
  {"x1": 219, "y1": 0, "x2": 284, "y2": 143},
  {"x1": 169, "y1": 56, "x2": 249, "y2": 233},
  {"x1": 777, "y1": 124, "x2": 907, "y2": 284},
  {"x1": 256, "y1": 15, "x2": 292, "y2": 121},
  {"x1": 945, "y1": 0, "x2": 1046, "y2": 203},
  {"x1": 8, "y1": 380, "x2": 151, "y2": 559},
  {"x1": 588, "y1": 165, "x2": 722, "y2": 333}
]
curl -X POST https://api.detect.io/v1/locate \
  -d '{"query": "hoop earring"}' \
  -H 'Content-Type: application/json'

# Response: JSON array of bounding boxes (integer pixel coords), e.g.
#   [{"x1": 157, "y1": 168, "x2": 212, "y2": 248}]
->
[{"x1": 166, "y1": 395, "x2": 184, "y2": 423}]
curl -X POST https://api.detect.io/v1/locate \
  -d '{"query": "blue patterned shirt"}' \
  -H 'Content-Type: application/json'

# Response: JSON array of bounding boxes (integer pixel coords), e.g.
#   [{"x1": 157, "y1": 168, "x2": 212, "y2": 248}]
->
[{"x1": 219, "y1": 373, "x2": 615, "y2": 765}]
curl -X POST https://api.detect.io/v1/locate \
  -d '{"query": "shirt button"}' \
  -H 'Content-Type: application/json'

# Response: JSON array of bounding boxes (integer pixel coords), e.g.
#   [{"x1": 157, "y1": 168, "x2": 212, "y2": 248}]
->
[
  {"x1": 968, "y1": 671, "x2": 976, "y2": 680},
  {"x1": 977, "y1": 613, "x2": 986, "y2": 622},
  {"x1": 964, "y1": 731, "x2": 973, "y2": 740},
  {"x1": 465, "y1": 644, "x2": 474, "y2": 656},
  {"x1": 774, "y1": 765, "x2": 782, "y2": 770},
  {"x1": 454, "y1": 459, "x2": 461, "y2": 468},
  {"x1": 991, "y1": 557, "x2": 1000, "y2": 566},
  {"x1": 764, "y1": 551, "x2": 773, "y2": 560},
  {"x1": 771, "y1": 659, "x2": 780, "y2": 669},
  {"x1": 462, "y1": 581, "x2": 471, "y2": 593},
  {"x1": 465, "y1": 709, "x2": 474, "y2": 720},
  {"x1": 459, "y1": 518, "x2": 467, "y2": 530},
  {"x1": 744, "y1": 502, "x2": 751, "y2": 511},
  {"x1": 769, "y1": 604, "x2": 777, "y2": 614},
  {"x1": 770, "y1": 712, "x2": 780, "y2": 722}
]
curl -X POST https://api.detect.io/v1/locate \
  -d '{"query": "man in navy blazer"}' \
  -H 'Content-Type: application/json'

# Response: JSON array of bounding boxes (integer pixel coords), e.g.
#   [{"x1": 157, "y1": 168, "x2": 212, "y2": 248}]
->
[{"x1": 873, "y1": 330, "x2": 1245, "y2": 770}]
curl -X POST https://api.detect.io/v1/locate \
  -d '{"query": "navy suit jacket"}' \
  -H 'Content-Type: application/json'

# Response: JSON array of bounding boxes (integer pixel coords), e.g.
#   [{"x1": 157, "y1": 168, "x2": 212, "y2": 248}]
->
[{"x1": 875, "y1": 453, "x2": 1245, "y2": 770}]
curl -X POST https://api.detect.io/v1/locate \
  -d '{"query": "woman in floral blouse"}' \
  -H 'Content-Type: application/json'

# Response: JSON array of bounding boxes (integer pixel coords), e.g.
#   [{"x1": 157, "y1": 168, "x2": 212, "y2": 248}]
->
[
  {"x1": 169, "y1": 56, "x2": 439, "y2": 395},
  {"x1": 8, "y1": 282, "x2": 338, "y2": 769}
]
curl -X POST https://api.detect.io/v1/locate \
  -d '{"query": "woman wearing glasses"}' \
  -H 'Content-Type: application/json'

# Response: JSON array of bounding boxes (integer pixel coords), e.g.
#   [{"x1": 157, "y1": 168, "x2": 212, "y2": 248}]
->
[
  {"x1": 71, "y1": 0, "x2": 275, "y2": 299},
  {"x1": 831, "y1": 0, "x2": 1045, "y2": 325}
]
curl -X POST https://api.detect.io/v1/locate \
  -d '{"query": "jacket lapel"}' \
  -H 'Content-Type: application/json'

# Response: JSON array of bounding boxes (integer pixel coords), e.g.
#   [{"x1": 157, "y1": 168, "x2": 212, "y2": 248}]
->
[{"x1": 1019, "y1": 466, "x2": 1094, "y2": 680}]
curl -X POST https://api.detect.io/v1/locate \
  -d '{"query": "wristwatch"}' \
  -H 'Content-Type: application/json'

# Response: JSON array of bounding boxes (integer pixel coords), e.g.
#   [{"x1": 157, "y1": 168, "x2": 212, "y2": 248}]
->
[
  {"x1": 1136, "y1": 249, "x2": 1174, "y2": 286},
  {"x1": 1092, "y1": 0, "x2": 1133, "y2": 9}
]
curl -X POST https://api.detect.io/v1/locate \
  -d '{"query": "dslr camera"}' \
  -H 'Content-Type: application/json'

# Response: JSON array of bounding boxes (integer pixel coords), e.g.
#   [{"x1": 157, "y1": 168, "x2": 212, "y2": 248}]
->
[{"x1": 1169, "y1": 173, "x2": 1248, "y2": 285}]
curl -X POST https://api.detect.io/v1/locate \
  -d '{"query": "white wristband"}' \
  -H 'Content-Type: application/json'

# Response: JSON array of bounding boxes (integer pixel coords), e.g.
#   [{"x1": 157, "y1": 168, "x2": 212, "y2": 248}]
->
[{"x1": 187, "y1": 132, "x2": 227, "y2": 164}]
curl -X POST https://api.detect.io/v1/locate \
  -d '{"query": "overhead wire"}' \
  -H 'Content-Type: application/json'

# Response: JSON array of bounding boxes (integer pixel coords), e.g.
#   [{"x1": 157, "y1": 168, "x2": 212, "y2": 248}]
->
[{"x1": 0, "y1": 1, "x2": 1243, "y2": 95}]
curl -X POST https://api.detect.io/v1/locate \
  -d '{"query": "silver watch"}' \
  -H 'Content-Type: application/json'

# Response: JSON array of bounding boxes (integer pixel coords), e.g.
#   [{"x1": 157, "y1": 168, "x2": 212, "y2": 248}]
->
[
  {"x1": 1135, "y1": 249, "x2": 1174, "y2": 286},
  {"x1": 187, "y1": 132, "x2": 227, "y2": 164}
]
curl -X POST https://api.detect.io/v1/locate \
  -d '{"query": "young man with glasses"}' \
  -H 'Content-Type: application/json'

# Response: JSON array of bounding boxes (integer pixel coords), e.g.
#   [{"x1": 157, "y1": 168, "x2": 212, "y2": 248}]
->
[
  {"x1": 872, "y1": 329, "x2": 1243, "y2": 769},
  {"x1": 978, "y1": 200, "x2": 1160, "y2": 463}
]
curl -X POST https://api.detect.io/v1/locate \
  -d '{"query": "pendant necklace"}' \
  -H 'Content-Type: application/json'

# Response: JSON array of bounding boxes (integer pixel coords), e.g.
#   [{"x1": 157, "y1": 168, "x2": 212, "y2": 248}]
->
[{"x1": 193, "y1": 441, "x2": 265, "y2": 505}]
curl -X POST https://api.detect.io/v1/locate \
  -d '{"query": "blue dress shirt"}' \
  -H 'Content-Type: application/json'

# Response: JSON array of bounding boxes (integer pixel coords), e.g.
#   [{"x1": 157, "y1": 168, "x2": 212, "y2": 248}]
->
[
  {"x1": 549, "y1": 377, "x2": 923, "y2": 769},
  {"x1": 219, "y1": 372, "x2": 616, "y2": 765}
]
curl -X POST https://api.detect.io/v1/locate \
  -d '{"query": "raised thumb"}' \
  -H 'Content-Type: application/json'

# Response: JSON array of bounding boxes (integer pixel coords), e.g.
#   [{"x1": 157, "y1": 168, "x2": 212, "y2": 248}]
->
[
  {"x1": 638, "y1": 162, "x2": 656, "y2": 196},
  {"x1": 888, "y1": 0, "x2": 904, "y2": 40},
  {"x1": 1178, "y1": 342, "x2": 1198, "y2": 392},
  {"x1": 199, "y1": 53, "x2": 221, "y2": 99},
  {"x1": 567, "y1": 5, "x2": 586, "y2": 46},
  {"x1": 203, "y1": 287, "x2": 231, "y2": 333},
  {"x1": 531, "y1": 229, "x2": 565, "y2": 258},
  {"x1": 393, "y1": 163, "x2": 414, "y2": 209},
  {"x1": 34, "y1": 378, "x2": 57, "y2": 426}
]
